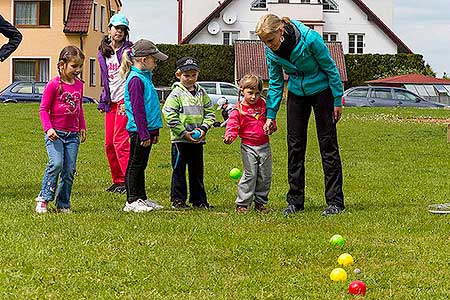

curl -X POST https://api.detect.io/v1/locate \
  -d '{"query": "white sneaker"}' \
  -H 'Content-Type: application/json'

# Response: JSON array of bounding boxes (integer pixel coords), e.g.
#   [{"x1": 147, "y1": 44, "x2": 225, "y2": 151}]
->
[
  {"x1": 123, "y1": 199, "x2": 154, "y2": 212},
  {"x1": 145, "y1": 199, "x2": 163, "y2": 210},
  {"x1": 35, "y1": 196, "x2": 48, "y2": 214},
  {"x1": 57, "y1": 208, "x2": 71, "y2": 213}
]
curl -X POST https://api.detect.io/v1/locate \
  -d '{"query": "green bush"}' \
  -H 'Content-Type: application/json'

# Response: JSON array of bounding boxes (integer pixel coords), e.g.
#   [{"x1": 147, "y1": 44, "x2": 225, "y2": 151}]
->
[
  {"x1": 345, "y1": 53, "x2": 435, "y2": 88},
  {"x1": 154, "y1": 44, "x2": 234, "y2": 87}
]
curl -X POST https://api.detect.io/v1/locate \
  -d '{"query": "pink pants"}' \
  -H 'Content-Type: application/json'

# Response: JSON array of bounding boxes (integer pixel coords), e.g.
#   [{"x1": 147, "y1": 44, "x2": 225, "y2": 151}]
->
[{"x1": 105, "y1": 99, "x2": 130, "y2": 184}]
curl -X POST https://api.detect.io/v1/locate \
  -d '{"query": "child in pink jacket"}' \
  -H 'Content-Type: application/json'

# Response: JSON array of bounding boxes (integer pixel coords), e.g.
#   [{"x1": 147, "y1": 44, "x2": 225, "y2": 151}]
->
[
  {"x1": 36, "y1": 46, "x2": 86, "y2": 214},
  {"x1": 224, "y1": 74, "x2": 276, "y2": 213}
]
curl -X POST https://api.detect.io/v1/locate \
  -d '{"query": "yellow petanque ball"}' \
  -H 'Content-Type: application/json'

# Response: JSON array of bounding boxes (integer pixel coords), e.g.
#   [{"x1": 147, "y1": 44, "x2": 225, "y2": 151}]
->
[
  {"x1": 338, "y1": 253, "x2": 354, "y2": 267},
  {"x1": 330, "y1": 268, "x2": 348, "y2": 282}
]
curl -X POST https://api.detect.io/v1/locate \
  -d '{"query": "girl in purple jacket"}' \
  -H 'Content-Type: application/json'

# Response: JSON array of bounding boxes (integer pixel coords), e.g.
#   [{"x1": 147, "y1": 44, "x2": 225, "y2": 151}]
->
[{"x1": 97, "y1": 14, "x2": 133, "y2": 194}]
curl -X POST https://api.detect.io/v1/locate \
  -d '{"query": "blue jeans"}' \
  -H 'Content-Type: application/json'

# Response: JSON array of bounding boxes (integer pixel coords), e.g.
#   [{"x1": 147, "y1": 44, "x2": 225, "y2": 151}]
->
[{"x1": 39, "y1": 130, "x2": 80, "y2": 209}]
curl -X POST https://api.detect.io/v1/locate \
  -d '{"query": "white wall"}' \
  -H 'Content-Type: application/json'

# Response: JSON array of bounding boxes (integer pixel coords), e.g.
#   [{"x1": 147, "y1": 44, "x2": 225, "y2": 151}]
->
[
  {"x1": 185, "y1": 0, "x2": 400, "y2": 55},
  {"x1": 324, "y1": 0, "x2": 397, "y2": 54}
]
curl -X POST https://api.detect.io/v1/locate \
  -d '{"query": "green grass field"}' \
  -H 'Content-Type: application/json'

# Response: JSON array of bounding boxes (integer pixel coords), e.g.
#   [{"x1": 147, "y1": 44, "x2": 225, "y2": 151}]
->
[{"x1": 1, "y1": 103, "x2": 450, "y2": 299}]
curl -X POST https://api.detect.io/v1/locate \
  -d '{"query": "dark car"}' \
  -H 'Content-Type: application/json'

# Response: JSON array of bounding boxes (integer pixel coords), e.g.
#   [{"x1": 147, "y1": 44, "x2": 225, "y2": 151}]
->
[
  {"x1": 0, "y1": 81, "x2": 96, "y2": 104},
  {"x1": 343, "y1": 86, "x2": 446, "y2": 108}
]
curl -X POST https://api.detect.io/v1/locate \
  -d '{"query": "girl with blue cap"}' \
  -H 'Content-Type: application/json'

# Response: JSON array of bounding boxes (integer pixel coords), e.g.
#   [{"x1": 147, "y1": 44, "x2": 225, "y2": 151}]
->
[{"x1": 97, "y1": 14, "x2": 133, "y2": 195}]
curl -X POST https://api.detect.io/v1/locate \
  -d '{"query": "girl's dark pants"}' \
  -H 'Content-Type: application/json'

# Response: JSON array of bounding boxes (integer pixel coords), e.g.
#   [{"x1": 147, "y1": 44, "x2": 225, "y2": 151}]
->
[
  {"x1": 171, "y1": 142, "x2": 208, "y2": 206},
  {"x1": 125, "y1": 132, "x2": 153, "y2": 203},
  {"x1": 286, "y1": 88, "x2": 344, "y2": 209}
]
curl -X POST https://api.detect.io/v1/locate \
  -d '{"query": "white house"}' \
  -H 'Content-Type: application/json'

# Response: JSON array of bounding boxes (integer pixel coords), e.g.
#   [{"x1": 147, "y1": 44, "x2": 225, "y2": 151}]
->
[{"x1": 178, "y1": 0, "x2": 412, "y2": 54}]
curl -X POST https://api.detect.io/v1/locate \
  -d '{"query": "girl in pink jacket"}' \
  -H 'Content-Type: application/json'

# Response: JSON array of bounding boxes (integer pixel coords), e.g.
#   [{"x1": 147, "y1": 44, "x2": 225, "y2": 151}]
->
[
  {"x1": 224, "y1": 75, "x2": 276, "y2": 213},
  {"x1": 35, "y1": 46, "x2": 86, "y2": 214}
]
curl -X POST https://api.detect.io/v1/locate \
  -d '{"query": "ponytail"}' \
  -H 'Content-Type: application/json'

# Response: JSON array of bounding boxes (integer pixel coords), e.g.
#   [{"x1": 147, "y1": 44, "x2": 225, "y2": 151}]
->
[
  {"x1": 119, "y1": 49, "x2": 133, "y2": 78},
  {"x1": 98, "y1": 35, "x2": 114, "y2": 58}
]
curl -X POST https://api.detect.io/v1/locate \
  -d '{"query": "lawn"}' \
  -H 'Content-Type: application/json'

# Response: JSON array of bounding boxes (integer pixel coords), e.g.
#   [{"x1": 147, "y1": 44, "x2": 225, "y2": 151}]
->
[{"x1": 1, "y1": 103, "x2": 450, "y2": 299}]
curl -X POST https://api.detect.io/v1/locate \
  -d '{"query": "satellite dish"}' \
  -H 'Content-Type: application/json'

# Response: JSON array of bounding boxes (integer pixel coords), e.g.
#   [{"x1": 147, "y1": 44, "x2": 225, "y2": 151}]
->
[
  {"x1": 223, "y1": 11, "x2": 237, "y2": 25},
  {"x1": 207, "y1": 21, "x2": 220, "y2": 35}
]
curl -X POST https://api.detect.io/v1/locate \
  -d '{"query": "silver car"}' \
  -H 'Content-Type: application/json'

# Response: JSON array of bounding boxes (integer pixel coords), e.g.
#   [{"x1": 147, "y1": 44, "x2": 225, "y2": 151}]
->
[
  {"x1": 343, "y1": 86, "x2": 446, "y2": 108},
  {"x1": 197, "y1": 81, "x2": 239, "y2": 105}
]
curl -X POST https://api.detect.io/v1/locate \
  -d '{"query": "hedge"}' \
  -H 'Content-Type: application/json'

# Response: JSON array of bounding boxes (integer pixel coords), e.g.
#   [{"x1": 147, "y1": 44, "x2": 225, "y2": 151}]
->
[
  {"x1": 153, "y1": 44, "x2": 435, "y2": 89},
  {"x1": 344, "y1": 53, "x2": 435, "y2": 88},
  {"x1": 153, "y1": 44, "x2": 234, "y2": 87}
]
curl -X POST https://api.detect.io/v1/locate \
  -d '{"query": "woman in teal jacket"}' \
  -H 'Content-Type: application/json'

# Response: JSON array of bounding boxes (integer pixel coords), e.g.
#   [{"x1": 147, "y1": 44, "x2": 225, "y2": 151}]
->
[{"x1": 256, "y1": 14, "x2": 344, "y2": 216}]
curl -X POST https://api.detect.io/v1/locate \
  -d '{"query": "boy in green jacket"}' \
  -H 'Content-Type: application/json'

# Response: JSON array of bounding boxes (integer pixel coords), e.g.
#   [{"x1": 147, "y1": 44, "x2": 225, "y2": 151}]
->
[{"x1": 162, "y1": 57, "x2": 215, "y2": 209}]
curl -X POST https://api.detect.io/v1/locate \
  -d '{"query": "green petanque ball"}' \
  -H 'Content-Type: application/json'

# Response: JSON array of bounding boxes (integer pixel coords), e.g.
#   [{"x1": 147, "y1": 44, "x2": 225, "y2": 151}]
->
[
  {"x1": 330, "y1": 234, "x2": 345, "y2": 248},
  {"x1": 229, "y1": 168, "x2": 242, "y2": 180}
]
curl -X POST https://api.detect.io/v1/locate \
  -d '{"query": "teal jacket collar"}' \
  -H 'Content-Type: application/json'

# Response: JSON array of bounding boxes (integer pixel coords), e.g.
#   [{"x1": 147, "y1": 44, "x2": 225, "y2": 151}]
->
[{"x1": 265, "y1": 19, "x2": 312, "y2": 68}]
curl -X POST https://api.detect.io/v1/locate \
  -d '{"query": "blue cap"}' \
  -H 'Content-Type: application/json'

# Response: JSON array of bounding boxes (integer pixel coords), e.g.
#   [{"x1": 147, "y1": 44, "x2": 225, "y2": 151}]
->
[{"x1": 109, "y1": 14, "x2": 129, "y2": 28}]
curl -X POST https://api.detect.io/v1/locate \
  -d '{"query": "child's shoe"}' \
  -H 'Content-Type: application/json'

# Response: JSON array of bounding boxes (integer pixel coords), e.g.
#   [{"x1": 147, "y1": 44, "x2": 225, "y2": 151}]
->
[
  {"x1": 145, "y1": 199, "x2": 164, "y2": 210},
  {"x1": 171, "y1": 201, "x2": 190, "y2": 210},
  {"x1": 254, "y1": 202, "x2": 270, "y2": 213},
  {"x1": 35, "y1": 197, "x2": 48, "y2": 214},
  {"x1": 235, "y1": 205, "x2": 249, "y2": 213},
  {"x1": 113, "y1": 184, "x2": 126, "y2": 194},
  {"x1": 123, "y1": 199, "x2": 153, "y2": 212},
  {"x1": 193, "y1": 203, "x2": 214, "y2": 210},
  {"x1": 57, "y1": 208, "x2": 71, "y2": 213}
]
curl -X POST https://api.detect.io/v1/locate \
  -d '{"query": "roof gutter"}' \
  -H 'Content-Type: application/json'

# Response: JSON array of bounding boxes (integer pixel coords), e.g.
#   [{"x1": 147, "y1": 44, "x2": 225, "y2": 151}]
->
[{"x1": 178, "y1": 0, "x2": 183, "y2": 44}]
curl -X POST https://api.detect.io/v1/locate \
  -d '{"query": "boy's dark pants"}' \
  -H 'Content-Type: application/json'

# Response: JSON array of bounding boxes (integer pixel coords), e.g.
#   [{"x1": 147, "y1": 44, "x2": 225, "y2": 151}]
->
[
  {"x1": 170, "y1": 142, "x2": 208, "y2": 206},
  {"x1": 125, "y1": 132, "x2": 152, "y2": 203},
  {"x1": 286, "y1": 88, "x2": 344, "y2": 209}
]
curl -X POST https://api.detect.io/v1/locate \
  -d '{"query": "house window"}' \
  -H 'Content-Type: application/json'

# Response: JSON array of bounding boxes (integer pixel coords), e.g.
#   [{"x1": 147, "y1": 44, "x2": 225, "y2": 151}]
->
[
  {"x1": 279, "y1": 0, "x2": 290, "y2": 3},
  {"x1": 100, "y1": 6, "x2": 106, "y2": 32},
  {"x1": 93, "y1": 3, "x2": 98, "y2": 31},
  {"x1": 323, "y1": 32, "x2": 338, "y2": 42},
  {"x1": 223, "y1": 32, "x2": 239, "y2": 45},
  {"x1": 89, "y1": 58, "x2": 96, "y2": 87},
  {"x1": 251, "y1": 0, "x2": 266, "y2": 9},
  {"x1": 348, "y1": 34, "x2": 364, "y2": 54},
  {"x1": 301, "y1": 0, "x2": 311, "y2": 3},
  {"x1": 12, "y1": 58, "x2": 49, "y2": 81},
  {"x1": 14, "y1": 0, "x2": 50, "y2": 27},
  {"x1": 249, "y1": 31, "x2": 258, "y2": 40},
  {"x1": 323, "y1": 0, "x2": 338, "y2": 11}
]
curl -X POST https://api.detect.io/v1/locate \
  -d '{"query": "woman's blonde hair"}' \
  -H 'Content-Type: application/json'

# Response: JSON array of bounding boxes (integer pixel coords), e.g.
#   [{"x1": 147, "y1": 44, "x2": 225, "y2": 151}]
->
[
  {"x1": 255, "y1": 14, "x2": 290, "y2": 38},
  {"x1": 239, "y1": 74, "x2": 263, "y2": 92}
]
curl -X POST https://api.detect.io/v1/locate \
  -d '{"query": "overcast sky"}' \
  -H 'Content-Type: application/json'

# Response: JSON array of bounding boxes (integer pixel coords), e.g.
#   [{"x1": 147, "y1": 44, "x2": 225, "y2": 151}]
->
[{"x1": 122, "y1": 0, "x2": 449, "y2": 77}]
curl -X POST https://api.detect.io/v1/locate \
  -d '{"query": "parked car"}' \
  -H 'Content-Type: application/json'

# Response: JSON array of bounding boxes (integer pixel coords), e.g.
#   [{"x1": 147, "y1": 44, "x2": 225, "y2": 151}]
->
[
  {"x1": 343, "y1": 86, "x2": 446, "y2": 108},
  {"x1": 0, "y1": 81, "x2": 96, "y2": 104},
  {"x1": 197, "y1": 81, "x2": 239, "y2": 105}
]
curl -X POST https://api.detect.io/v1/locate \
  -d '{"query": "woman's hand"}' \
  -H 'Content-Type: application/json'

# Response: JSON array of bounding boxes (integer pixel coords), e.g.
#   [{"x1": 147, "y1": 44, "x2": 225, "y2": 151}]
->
[
  {"x1": 263, "y1": 118, "x2": 275, "y2": 135},
  {"x1": 333, "y1": 106, "x2": 343, "y2": 123}
]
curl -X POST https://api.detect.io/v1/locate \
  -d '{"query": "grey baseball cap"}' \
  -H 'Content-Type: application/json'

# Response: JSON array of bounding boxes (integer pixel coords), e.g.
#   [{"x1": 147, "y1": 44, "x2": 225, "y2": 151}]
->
[{"x1": 131, "y1": 39, "x2": 168, "y2": 61}]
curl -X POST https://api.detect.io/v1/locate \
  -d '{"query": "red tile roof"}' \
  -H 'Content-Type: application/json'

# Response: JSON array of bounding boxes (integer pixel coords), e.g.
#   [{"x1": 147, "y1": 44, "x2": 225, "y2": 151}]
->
[
  {"x1": 64, "y1": 0, "x2": 94, "y2": 33},
  {"x1": 234, "y1": 40, "x2": 347, "y2": 82},
  {"x1": 327, "y1": 42, "x2": 347, "y2": 82},
  {"x1": 366, "y1": 74, "x2": 450, "y2": 84},
  {"x1": 180, "y1": 0, "x2": 412, "y2": 54}
]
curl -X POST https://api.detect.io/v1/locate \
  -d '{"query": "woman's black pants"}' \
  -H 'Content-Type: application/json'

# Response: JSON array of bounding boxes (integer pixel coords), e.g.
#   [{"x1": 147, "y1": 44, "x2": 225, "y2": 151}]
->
[{"x1": 286, "y1": 88, "x2": 344, "y2": 209}]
